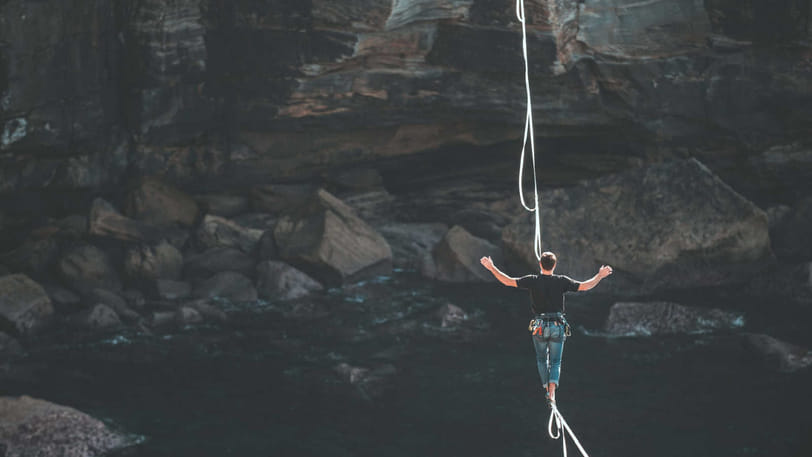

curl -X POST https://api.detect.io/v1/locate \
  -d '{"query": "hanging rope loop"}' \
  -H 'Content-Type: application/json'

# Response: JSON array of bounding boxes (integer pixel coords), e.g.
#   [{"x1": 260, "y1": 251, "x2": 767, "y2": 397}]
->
[
  {"x1": 547, "y1": 404, "x2": 590, "y2": 457},
  {"x1": 515, "y1": 0, "x2": 542, "y2": 261}
]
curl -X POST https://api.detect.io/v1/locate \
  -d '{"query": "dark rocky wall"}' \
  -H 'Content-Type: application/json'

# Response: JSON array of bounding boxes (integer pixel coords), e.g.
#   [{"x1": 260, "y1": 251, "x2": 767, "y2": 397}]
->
[{"x1": 1, "y1": 0, "x2": 810, "y2": 207}]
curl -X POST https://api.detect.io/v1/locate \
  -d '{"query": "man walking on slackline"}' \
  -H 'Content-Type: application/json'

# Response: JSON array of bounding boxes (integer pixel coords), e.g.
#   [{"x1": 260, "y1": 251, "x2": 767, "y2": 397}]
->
[{"x1": 480, "y1": 252, "x2": 612, "y2": 405}]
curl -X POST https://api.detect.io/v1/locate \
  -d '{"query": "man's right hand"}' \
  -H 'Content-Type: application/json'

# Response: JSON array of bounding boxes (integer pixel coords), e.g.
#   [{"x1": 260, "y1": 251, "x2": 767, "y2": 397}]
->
[{"x1": 598, "y1": 265, "x2": 613, "y2": 278}]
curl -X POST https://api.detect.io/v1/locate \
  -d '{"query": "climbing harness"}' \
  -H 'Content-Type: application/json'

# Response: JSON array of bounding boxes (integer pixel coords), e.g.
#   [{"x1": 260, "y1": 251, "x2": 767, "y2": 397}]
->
[
  {"x1": 515, "y1": 0, "x2": 542, "y2": 262},
  {"x1": 548, "y1": 403, "x2": 591, "y2": 457},
  {"x1": 528, "y1": 312, "x2": 572, "y2": 337}
]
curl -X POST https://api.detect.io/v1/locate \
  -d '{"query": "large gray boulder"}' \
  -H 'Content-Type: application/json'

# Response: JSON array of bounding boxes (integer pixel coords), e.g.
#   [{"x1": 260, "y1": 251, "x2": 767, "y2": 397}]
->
[
  {"x1": 88, "y1": 198, "x2": 154, "y2": 242},
  {"x1": 503, "y1": 159, "x2": 773, "y2": 295},
  {"x1": 605, "y1": 301, "x2": 744, "y2": 336},
  {"x1": 126, "y1": 177, "x2": 199, "y2": 227},
  {"x1": 0, "y1": 274, "x2": 55, "y2": 335},
  {"x1": 0, "y1": 395, "x2": 133, "y2": 457},
  {"x1": 424, "y1": 225, "x2": 502, "y2": 283},
  {"x1": 256, "y1": 261, "x2": 323, "y2": 301},
  {"x1": 80, "y1": 304, "x2": 122, "y2": 330},
  {"x1": 742, "y1": 333, "x2": 812, "y2": 373},
  {"x1": 183, "y1": 247, "x2": 256, "y2": 279},
  {"x1": 193, "y1": 271, "x2": 258, "y2": 302},
  {"x1": 58, "y1": 244, "x2": 122, "y2": 292},
  {"x1": 124, "y1": 241, "x2": 184, "y2": 282},
  {"x1": 82, "y1": 289, "x2": 140, "y2": 322},
  {"x1": 274, "y1": 189, "x2": 392, "y2": 286},
  {"x1": 195, "y1": 214, "x2": 264, "y2": 253},
  {"x1": 379, "y1": 222, "x2": 448, "y2": 270}
]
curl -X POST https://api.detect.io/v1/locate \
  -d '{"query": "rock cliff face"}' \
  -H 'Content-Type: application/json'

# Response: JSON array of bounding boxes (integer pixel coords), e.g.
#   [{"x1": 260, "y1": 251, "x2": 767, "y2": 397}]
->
[{"x1": 1, "y1": 0, "x2": 809, "y2": 202}]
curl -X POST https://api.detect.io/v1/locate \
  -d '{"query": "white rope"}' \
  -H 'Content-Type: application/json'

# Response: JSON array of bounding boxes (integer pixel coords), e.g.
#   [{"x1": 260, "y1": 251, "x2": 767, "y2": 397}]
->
[
  {"x1": 547, "y1": 403, "x2": 590, "y2": 457},
  {"x1": 515, "y1": 0, "x2": 542, "y2": 261}
]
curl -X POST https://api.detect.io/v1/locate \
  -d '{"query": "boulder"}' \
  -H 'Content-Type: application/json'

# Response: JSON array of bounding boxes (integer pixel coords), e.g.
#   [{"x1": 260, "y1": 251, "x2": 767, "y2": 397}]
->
[
  {"x1": 176, "y1": 306, "x2": 204, "y2": 326},
  {"x1": 258, "y1": 231, "x2": 278, "y2": 260},
  {"x1": 0, "y1": 332, "x2": 24, "y2": 358},
  {"x1": 0, "y1": 274, "x2": 55, "y2": 335},
  {"x1": 250, "y1": 184, "x2": 314, "y2": 213},
  {"x1": 42, "y1": 284, "x2": 81, "y2": 311},
  {"x1": 126, "y1": 177, "x2": 199, "y2": 227},
  {"x1": 424, "y1": 225, "x2": 502, "y2": 282},
  {"x1": 183, "y1": 247, "x2": 256, "y2": 278},
  {"x1": 193, "y1": 271, "x2": 258, "y2": 302},
  {"x1": 123, "y1": 241, "x2": 184, "y2": 282},
  {"x1": 379, "y1": 222, "x2": 448, "y2": 270},
  {"x1": 771, "y1": 196, "x2": 812, "y2": 261},
  {"x1": 195, "y1": 214, "x2": 264, "y2": 253},
  {"x1": 0, "y1": 395, "x2": 133, "y2": 457},
  {"x1": 436, "y1": 303, "x2": 467, "y2": 328},
  {"x1": 0, "y1": 237, "x2": 60, "y2": 276},
  {"x1": 151, "y1": 311, "x2": 176, "y2": 328},
  {"x1": 334, "y1": 362, "x2": 397, "y2": 400},
  {"x1": 742, "y1": 333, "x2": 812, "y2": 373},
  {"x1": 450, "y1": 208, "x2": 510, "y2": 243},
  {"x1": 88, "y1": 198, "x2": 154, "y2": 242},
  {"x1": 183, "y1": 299, "x2": 227, "y2": 322},
  {"x1": 58, "y1": 244, "x2": 121, "y2": 292},
  {"x1": 503, "y1": 159, "x2": 773, "y2": 295},
  {"x1": 82, "y1": 289, "x2": 140, "y2": 322},
  {"x1": 81, "y1": 304, "x2": 122, "y2": 330},
  {"x1": 121, "y1": 289, "x2": 147, "y2": 311},
  {"x1": 195, "y1": 193, "x2": 249, "y2": 217},
  {"x1": 274, "y1": 189, "x2": 392, "y2": 286},
  {"x1": 256, "y1": 261, "x2": 323, "y2": 301},
  {"x1": 604, "y1": 301, "x2": 744, "y2": 336},
  {"x1": 153, "y1": 279, "x2": 192, "y2": 300}
]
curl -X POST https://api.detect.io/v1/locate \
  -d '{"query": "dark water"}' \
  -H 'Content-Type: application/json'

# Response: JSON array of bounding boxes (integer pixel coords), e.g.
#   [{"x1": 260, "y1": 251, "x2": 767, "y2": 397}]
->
[{"x1": 4, "y1": 272, "x2": 811, "y2": 457}]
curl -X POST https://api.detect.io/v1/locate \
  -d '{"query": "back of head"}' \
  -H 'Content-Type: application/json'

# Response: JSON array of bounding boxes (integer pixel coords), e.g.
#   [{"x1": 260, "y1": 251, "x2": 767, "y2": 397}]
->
[{"x1": 539, "y1": 251, "x2": 557, "y2": 271}]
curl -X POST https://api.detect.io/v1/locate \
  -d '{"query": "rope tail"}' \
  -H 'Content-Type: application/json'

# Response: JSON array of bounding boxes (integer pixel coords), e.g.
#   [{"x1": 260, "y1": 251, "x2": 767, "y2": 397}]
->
[
  {"x1": 548, "y1": 403, "x2": 590, "y2": 457},
  {"x1": 515, "y1": 0, "x2": 542, "y2": 261}
]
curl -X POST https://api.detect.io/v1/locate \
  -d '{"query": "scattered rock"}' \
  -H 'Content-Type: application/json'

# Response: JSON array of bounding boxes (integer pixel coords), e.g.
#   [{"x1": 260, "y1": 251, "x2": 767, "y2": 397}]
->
[
  {"x1": 176, "y1": 306, "x2": 204, "y2": 326},
  {"x1": 0, "y1": 332, "x2": 24, "y2": 358},
  {"x1": 58, "y1": 244, "x2": 122, "y2": 292},
  {"x1": 195, "y1": 214, "x2": 264, "y2": 253},
  {"x1": 436, "y1": 303, "x2": 467, "y2": 328},
  {"x1": 82, "y1": 304, "x2": 122, "y2": 330},
  {"x1": 151, "y1": 311, "x2": 176, "y2": 328},
  {"x1": 121, "y1": 289, "x2": 146, "y2": 311},
  {"x1": 250, "y1": 183, "x2": 314, "y2": 213},
  {"x1": 194, "y1": 271, "x2": 258, "y2": 302},
  {"x1": 88, "y1": 198, "x2": 154, "y2": 242},
  {"x1": 82, "y1": 289, "x2": 140, "y2": 322},
  {"x1": 450, "y1": 208, "x2": 510, "y2": 242},
  {"x1": 503, "y1": 159, "x2": 773, "y2": 295},
  {"x1": 334, "y1": 362, "x2": 397, "y2": 399},
  {"x1": 742, "y1": 333, "x2": 812, "y2": 373},
  {"x1": 184, "y1": 299, "x2": 227, "y2": 322},
  {"x1": 153, "y1": 279, "x2": 192, "y2": 300},
  {"x1": 195, "y1": 193, "x2": 249, "y2": 218},
  {"x1": 425, "y1": 225, "x2": 502, "y2": 282},
  {"x1": 231, "y1": 213, "x2": 278, "y2": 231},
  {"x1": 274, "y1": 189, "x2": 392, "y2": 286},
  {"x1": 379, "y1": 222, "x2": 448, "y2": 270},
  {"x1": 0, "y1": 237, "x2": 60, "y2": 276},
  {"x1": 123, "y1": 241, "x2": 184, "y2": 282},
  {"x1": 184, "y1": 247, "x2": 256, "y2": 279},
  {"x1": 256, "y1": 261, "x2": 323, "y2": 301},
  {"x1": 126, "y1": 177, "x2": 199, "y2": 227},
  {"x1": 0, "y1": 274, "x2": 55, "y2": 335},
  {"x1": 604, "y1": 301, "x2": 744, "y2": 336},
  {"x1": 0, "y1": 395, "x2": 133, "y2": 457},
  {"x1": 771, "y1": 196, "x2": 812, "y2": 261},
  {"x1": 42, "y1": 284, "x2": 81, "y2": 311}
]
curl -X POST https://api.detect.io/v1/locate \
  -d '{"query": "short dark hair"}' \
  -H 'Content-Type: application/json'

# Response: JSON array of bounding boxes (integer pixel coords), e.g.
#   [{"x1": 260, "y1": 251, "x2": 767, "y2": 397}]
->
[{"x1": 539, "y1": 252, "x2": 557, "y2": 271}]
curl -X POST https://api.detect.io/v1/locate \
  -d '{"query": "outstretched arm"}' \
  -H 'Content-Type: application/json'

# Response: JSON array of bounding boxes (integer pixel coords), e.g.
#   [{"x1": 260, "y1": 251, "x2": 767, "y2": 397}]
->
[
  {"x1": 577, "y1": 265, "x2": 613, "y2": 291},
  {"x1": 480, "y1": 256, "x2": 518, "y2": 287}
]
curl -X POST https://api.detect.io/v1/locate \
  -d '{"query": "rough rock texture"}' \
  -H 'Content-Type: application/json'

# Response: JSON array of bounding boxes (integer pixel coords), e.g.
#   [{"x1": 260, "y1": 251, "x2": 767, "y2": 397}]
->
[
  {"x1": 88, "y1": 198, "x2": 153, "y2": 242},
  {"x1": 379, "y1": 222, "x2": 448, "y2": 270},
  {"x1": 0, "y1": 395, "x2": 132, "y2": 457},
  {"x1": 0, "y1": 331, "x2": 23, "y2": 358},
  {"x1": 742, "y1": 333, "x2": 812, "y2": 373},
  {"x1": 193, "y1": 271, "x2": 258, "y2": 302},
  {"x1": 183, "y1": 247, "x2": 255, "y2": 279},
  {"x1": 503, "y1": 159, "x2": 773, "y2": 295},
  {"x1": 195, "y1": 214, "x2": 264, "y2": 253},
  {"x1": 425, "y1": 225, "x2": 501, "y2": 283},
  {"x1": 256, "y1": 261, "x2": 323, "y2": 301},
  {"x1": 0, "y1": 274, "x2": 54, "y2": 335},
  {"x1": 176, "y1": 306, "x2": 204, "y2": 326},
  {"x1": 436, "y1": 303, "x2": 467, "y2": 328},
  {"x1": 81, "y1": 304, "x2": 122, "y2": 330},
  {"x1": 604, "y1": 301, "x2": 744, "y2": 336},
  {"x1": 274, "y1": 189, "x2": 392, "y2": 286},
  {"x1": 125, "y1": 178, "x2": 199, "y2": 227},
  {"x1": 153, "y1": 279, "x2": 192, "y2": 300},
  {"x1": 2, "y1": 0, "x2": 807, "y2": 199},
  {"x1": 334, "y1": 362, "x2": 397, "y2": 400},
  {"x1": 0, "y1": 237, "x2": 60, "y2": 277},
  {"x1": 195, "y1": 194, "x2": 249, "y2": 218},
  {"x1": 124, "y1": 241, "x2": 184, "y2": 282},
  {"x1": 82, "y1": 289, "x2": 140, "y2": 322},
  {"x1": 771, "y1": 196, "x2": 812, "y2": 262},
  {"x1": 58, "y1": 245, "x2": 122, "y2": 292}
]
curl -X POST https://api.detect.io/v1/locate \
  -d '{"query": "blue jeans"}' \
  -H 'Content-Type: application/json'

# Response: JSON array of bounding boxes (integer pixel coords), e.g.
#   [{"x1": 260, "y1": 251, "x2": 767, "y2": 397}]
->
[{"x1": 532, "y1": 321, "x2": 566, "y2": 387}]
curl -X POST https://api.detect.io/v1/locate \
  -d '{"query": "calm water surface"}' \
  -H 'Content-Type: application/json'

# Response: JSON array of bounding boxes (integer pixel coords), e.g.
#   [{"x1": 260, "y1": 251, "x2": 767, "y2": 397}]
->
[{"x1": 4, "y1": 272, "x2": 811, "y2": 457}]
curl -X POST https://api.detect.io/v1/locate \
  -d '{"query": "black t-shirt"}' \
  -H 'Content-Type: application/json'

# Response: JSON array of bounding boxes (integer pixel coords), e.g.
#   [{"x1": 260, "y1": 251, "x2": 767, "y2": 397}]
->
[{"x1": 516, "y1": 274, "x2": 580, "y2": 315}]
